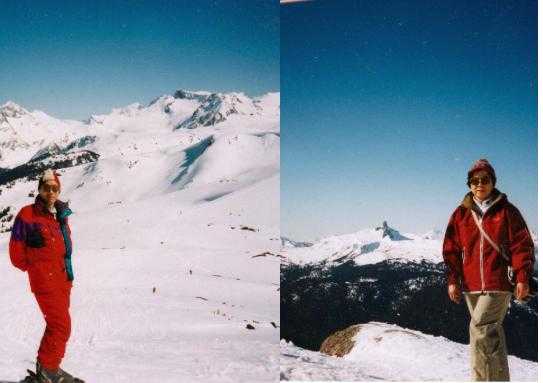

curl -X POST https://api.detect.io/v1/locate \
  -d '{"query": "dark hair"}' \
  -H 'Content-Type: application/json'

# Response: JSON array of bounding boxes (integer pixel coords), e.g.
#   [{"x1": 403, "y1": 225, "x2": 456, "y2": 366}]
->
[{"x1": 38, "y1": 177, "x2": 60, "y2": 191}]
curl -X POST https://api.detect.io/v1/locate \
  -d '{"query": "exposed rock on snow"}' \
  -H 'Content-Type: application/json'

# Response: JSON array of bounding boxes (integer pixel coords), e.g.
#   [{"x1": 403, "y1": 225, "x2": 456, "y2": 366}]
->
[
  {"x1": 281, "y1": 237, "x2": 313, "y2": 248},
  {"x1": 375, "y1": 220, "x2": 411, "y2": 241},
  {"x1": 176, "y1": 92, "x2": 261, "y2": 130},
  {"x1": 173, "y1": 89, "x2": 210, "y2": 103},
  {"x1": 319, "y1": 324, "x2": 360, "y2": 357}
]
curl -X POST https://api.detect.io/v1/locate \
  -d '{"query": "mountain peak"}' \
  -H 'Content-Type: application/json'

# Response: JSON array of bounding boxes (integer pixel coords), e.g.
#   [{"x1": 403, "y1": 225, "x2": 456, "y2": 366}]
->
[
  {"x1": 175, "y1": 91, "x2": 258, "y2": 130},
  {"x1": 173, "y1": 89, "x2": 210, "y2": 102},
  {"x1": 375, "y1": 221, "x2": 411, "y2": 241},
  {"x1": 0, "y1": 101, "x2": 29, "y2": 118}
]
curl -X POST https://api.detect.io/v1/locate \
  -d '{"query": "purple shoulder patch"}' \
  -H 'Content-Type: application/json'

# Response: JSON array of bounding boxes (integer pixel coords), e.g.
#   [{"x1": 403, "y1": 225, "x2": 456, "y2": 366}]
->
[
  {"x1": 11, "y1": 217, "x2": 27, "y2": 242},
  {"x1": 11, "y1": 217, "x2": 41, "y2": 242}
]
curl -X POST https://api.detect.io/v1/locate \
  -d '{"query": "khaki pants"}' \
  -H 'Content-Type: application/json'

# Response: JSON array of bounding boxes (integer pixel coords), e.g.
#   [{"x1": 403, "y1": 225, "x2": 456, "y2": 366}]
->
[{"x1": 465, "y1": 292, "x2": 512, "y2": 381}]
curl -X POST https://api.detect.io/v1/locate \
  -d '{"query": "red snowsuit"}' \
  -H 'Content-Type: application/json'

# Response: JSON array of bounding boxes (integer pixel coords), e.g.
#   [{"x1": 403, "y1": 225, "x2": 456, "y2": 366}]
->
[
  {"x1": 443, "y1": 190, "x2": 534, "y2": 292},
  {"x1": 9, "y1": 196, "x2": 73, "y2": 371}
]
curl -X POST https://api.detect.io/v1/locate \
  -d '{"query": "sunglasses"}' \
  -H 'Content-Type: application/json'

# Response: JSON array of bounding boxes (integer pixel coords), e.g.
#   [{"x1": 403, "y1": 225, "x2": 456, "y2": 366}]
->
[
  {"x1": 41, "y1": 185, "x2": 59, "y2": 193},
  {"x1": 469, "y1": 176, "x2": 491, "y2": 186}
]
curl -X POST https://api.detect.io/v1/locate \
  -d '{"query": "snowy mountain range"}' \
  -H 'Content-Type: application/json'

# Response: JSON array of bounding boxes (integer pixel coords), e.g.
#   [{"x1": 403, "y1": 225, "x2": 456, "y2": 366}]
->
[
  {"x1": 282, "y1": 222, "x2": 537, "y2": 267},
  {"x1": 0, "y1": 90, "x2": 280, "y2": 382},
  {"x1": 0, "y1": 90, "x2": 278, "y2": 167},
  {"x1": 282, "y1": 223, "x2": 444, "y2": 266}
]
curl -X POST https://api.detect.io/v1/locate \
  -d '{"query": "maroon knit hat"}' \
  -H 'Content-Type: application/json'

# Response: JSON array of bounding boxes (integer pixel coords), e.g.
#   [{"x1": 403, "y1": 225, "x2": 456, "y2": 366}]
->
[
  {"x1": 38, "y1": 169, "x2": 61, "y2": 190},
  {"x1": 467, "y1": 159, "x2": 496, "y2": 186}
]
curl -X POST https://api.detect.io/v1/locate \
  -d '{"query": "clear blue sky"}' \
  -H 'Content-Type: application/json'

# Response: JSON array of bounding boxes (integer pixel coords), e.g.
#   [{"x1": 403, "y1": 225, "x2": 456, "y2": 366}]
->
[
  {"x1": 281, "y1": 0, "x2": 537, "y2": 241},
  {"x1": 0, "y1": 0, "x2": 279, "y2": 120}
]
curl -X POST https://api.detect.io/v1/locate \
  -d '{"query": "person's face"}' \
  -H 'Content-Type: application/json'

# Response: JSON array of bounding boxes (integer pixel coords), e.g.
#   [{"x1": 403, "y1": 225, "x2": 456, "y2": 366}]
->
[
  {"x1": 469, "y1": 170, "x2": 493, "y2": 201},
  {"x1": 39, "y1": 180, "x2": 60, "y2": 206}
]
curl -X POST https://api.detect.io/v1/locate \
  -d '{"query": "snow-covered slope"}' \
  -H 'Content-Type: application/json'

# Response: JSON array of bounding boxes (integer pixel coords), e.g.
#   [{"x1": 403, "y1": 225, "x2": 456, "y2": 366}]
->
[
  {"x1": 0, "y1": 90, "x2": 280, "y2": 382},
  {"x1": 280, "y1": 322, "x2": 537, "y2": 381}
]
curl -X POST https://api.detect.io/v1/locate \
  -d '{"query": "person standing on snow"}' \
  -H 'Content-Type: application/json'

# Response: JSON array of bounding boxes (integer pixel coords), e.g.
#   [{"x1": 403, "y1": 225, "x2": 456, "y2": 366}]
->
[
  {"x1": 9, "y1": 169, "x2": 82, "y2": 383},
  {"x1": 443, "y1": 159, "x2": 534, "y2": 381}
]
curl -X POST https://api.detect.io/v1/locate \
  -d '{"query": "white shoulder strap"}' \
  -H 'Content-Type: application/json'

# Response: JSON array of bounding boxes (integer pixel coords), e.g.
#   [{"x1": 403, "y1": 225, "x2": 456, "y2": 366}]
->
[{"x1": 470, "y1": 210, "x2": 509, "y2": 261}]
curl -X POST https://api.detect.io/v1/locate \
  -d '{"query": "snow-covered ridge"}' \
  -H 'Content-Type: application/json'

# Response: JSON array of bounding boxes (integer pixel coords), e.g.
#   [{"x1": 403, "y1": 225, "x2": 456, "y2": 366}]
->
[
  {"x1": 176, "y1": 92, "x2": 262, "y2": 130},
  {"x1": 281, "y1": 237, "x2": 313, "y2": 248},
  {"x1": 0, "y1": 90, "x2": 279, "y2": 170},
  {"x1": 283, "y1": 221, "x2": 538, "y2": 267},
  {"x1": 280, "y1": 322, "x2": 537, "y2": 381},
  {"x1": 0, "y1": 101, "x2": 30, "y2": 118},
  {"x1": 283, "y1": 222, "x2": 445, "y2": 265}
]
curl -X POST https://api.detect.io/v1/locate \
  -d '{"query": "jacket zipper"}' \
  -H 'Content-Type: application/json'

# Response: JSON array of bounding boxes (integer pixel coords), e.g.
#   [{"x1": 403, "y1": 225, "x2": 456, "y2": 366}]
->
[
  {"x1": 479, "y1": 224, "x2": 485, "y2": 292},
  {"x1": 462, "y1": 247, "x2": 465, "y2": 264}
]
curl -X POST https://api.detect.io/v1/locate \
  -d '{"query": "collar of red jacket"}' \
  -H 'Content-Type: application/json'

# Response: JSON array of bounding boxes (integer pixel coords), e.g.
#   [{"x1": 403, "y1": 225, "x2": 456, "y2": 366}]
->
[
  {"x1": 461, "y1": 188, "x2": 507, "y2": 215},
  {"x1": 33, "y1": 195, "x2": 70, "y2": 218}
]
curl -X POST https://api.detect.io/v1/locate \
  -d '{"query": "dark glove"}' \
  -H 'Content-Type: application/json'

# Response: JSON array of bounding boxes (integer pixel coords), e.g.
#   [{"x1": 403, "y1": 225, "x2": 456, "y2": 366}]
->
[{"x1": 26, "y1": 228, "x2": 45, "y2": 248}]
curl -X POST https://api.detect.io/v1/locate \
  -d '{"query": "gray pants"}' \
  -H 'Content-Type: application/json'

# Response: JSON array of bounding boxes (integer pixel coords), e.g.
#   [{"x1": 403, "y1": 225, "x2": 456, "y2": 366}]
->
[{"x1": 465, "y1": 292, "x2": 512, "y2": 381}]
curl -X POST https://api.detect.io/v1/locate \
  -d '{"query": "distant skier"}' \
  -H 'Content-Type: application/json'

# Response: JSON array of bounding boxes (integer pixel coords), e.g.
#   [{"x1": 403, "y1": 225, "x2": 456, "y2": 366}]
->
[
  {"x1": 9, "y1": 169, "x2": 83, "y2": 383},
  {"x1": 443, "y1": 159, "x2": 534, "y2": 381}
]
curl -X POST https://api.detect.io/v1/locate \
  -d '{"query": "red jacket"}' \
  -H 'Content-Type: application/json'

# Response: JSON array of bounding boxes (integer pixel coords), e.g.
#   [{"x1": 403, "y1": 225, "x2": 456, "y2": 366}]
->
[
  {"x1": 443, "y1": 190, "x2": 534, "y2": 292},
  {"x1": 9, "y1": 197, "x2": 73, "y2": 294}
]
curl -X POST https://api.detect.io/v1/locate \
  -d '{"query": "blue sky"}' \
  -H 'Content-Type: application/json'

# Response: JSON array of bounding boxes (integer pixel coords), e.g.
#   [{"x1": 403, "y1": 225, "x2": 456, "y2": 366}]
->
[
  {"x1": 281, "y1": 0, "x2": 537, "y2": 241},
  {"x1": 0, "y1": 0, "x2": 279, "y2": 120}
]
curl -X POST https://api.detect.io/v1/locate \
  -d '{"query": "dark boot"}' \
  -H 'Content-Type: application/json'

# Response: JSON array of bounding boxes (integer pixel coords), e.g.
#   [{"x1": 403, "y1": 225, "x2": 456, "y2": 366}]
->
[{"x1": 36, "y1": 361, "x2": 75, "y2": 383}]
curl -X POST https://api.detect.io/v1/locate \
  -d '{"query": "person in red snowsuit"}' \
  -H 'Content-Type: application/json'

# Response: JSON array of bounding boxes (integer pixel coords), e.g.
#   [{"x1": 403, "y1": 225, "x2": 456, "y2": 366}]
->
[
  {"x1": 443, "y1": 159, "x2": 534, "y2": 381},
  {"x1": 9, "y1": 169, "x2": 79, "y2": 382}
]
